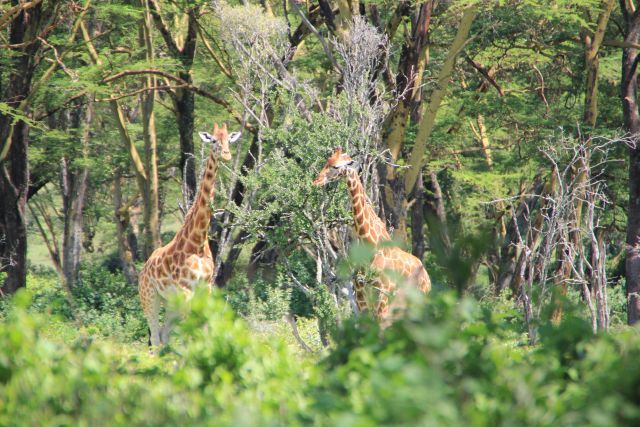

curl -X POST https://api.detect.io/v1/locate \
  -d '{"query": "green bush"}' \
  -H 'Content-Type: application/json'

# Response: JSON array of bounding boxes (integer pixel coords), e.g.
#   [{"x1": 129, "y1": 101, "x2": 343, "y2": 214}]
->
[
  {"x1": 311, "y1": 291, "x2": 640, "y2": 426},
  {"x1": 4, "y1": 265, "x2": 147, "y2": 342},
  {"x1": 0, "y1": 289, "x2": 311, "y2": 426},
  {"x1": 2, "y1": 274, "x2": 640, "y2": 426}
]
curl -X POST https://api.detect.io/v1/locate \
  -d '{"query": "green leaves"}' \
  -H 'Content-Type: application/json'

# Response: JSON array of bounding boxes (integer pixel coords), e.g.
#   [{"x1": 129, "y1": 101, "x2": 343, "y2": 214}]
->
[{"x1": 3, "y1": 271, "x2": 640, "y2": 425}]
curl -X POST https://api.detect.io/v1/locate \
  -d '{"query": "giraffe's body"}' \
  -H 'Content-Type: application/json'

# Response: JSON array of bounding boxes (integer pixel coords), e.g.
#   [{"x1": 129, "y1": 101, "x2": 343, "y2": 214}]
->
[
  {"x1": 313, "y1": 148, "x2": 431, "y2": 323},
  {"x1": 138, "y1": 123, "x2": 240, "y2": 348}
]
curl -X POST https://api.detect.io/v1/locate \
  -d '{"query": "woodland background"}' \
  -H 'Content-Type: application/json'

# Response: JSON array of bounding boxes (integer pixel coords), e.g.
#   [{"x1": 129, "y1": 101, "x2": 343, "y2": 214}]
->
[{"x1": 2, "y1": 0, "x2": 640, "y2": 425}]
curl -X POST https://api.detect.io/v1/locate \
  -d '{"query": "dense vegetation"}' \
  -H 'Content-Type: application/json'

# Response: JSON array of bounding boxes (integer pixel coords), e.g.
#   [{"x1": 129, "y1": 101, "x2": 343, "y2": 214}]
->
[{"x1": 2, "y1": 0, "x2": 640, "y2": 424}]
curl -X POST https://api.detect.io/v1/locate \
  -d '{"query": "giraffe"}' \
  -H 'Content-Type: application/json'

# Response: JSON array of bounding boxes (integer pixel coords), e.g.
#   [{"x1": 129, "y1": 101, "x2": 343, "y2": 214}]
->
[
  {"x1": 312, "y1": 148, "x2": 431, "y2": 324},
  {"x1": 138, "y1": 123, "x2": 241, "y2": 348}
]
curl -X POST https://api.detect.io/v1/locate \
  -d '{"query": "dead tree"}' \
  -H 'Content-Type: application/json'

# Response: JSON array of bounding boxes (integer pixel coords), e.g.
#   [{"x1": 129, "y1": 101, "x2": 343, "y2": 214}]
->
[{"x1": 497, "y1": 135, "x2": 620, "y2": 343}]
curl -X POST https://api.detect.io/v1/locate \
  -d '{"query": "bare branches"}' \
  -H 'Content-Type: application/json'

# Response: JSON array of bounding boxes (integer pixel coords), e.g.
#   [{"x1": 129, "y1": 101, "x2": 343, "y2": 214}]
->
[
  {"x1": 532, "y1": 65, "x2": 550, "y2": 116},
  {"x1": 291, "y1": 1, "x2": 341, "y2": 73},
  {"x1": 497, "y1": 134, "x2": 624, "y2": 342}
]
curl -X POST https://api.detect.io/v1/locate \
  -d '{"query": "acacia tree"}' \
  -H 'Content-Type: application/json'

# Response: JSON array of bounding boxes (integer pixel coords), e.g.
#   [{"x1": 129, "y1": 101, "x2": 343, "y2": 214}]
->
[{"x1": 80, "y1": 6, "x2": 163, "y2": 260}]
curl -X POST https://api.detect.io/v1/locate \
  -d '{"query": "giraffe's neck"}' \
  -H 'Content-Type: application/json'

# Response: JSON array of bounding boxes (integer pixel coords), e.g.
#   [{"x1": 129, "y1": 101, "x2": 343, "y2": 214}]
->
[
  {"x1": 345, "y1": 169, "x2": 390, "y2": 246},
  {"x1": 178, "y1": 151, "x2": 219, "y2": 248}
]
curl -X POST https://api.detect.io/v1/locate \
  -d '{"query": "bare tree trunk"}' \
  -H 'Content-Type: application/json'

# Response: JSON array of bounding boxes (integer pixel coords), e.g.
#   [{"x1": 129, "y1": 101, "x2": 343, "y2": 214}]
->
[
  {"x1": 247, "y1": 235, "x2": 279, "y2": 283},
  {"x1": 211, "y1": 134, "x2": 260, "y2": 286},
  {"x1": 334, "y1": 0, "x2": 356, "y2": 38},
  {"x1": 82, "y1": 18, "x2": 161, "y2": 262},
  {"x1": 60, "y1": 99, "x2": 92, "y2": 288},
  {"x1": 621, "y1": 4, "x2": 640, "y2": 325},
  {"x1": 28, "y1": 201, "x2": 77, "y2": 312},
  {"x1": 494, "y1": 175, "x2": 545, "y2": 295}
]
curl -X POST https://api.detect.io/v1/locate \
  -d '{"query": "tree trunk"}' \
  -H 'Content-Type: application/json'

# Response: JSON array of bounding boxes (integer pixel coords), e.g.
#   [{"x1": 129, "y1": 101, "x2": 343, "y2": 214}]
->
[
  {"x1": 550, "y1": 2, "x2": 614, "y2": 321},
  {"x1": 148, "y1": 0, "x2": 199, "y2": 203},
  {"x1": 212, "y1": 134, "x2": 260, "y2": 286},
  {"x1": 176, "y1": 83, "x2": 197, "y2": 203},
  {"x1": 621, "y1": 5, "x2": 640, "y2": 325},
  {"x1": 381, "y1": 1, "x2": 433, "y2": 238},
  {"x1": 141, "y1": 1, "x2": 161, "y2": 257},
  {"x1": 410, "y1": 172, "x2": 426, "y2": 259},
  {"x1": 82, "y1": 17, "x2": 161, "y2": 262},
  {"x1": 114, "y1": 171, "x2": 139, "y2": 285},
  {"x1": 470, "y1": 114, "x2": 493, "y2": 169},
  {"x1": 0, "y1": 2, "x2": 48, "y2": 294},
  {"x1": 404, "y1": 6, "x2": 478, "y2": 196},
  {"x1": 583, "y1": 0, "x2": 615, "y2": 127},
  {"x1": 424, "y1": 171, "x2": 452, "y2": 259},
  {"x1": 494, "y1": 175, "x2": 545, "y2": 295},
  {"x1": 60, "y1": 100, "x2": 92, "y2": 288}
]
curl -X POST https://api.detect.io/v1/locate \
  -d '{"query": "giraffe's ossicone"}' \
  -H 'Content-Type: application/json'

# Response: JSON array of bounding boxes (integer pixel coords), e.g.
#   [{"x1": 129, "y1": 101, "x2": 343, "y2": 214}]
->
[
  {"x1": 138, "y1": 123, "x2": 241, "y2": 349},
  {"x1": 313, "y1": 148, "x2": 431, "y2": 325}
]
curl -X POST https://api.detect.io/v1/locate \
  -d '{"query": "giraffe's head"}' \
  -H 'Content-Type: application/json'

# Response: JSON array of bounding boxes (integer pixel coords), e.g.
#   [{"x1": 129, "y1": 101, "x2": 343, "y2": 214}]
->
[
  {"x1": 198, "y1": 123, "x2": 241, "y2": 161},
  {"x1": 312, "y1": 147, "x2": 357, "y2": 186}
]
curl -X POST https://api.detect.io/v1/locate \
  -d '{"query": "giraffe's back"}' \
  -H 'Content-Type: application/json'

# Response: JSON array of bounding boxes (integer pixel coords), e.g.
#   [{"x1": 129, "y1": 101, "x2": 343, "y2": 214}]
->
[{"x1": 372, "y1": 246, "x2": 431, "y2": 294}]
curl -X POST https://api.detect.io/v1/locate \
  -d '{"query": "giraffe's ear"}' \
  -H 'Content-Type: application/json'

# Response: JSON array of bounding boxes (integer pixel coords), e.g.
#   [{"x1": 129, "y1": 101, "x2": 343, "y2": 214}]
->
[
  {"x1": 198, "y1": 131, "x2": 214, "y2": 142},
  {"x1": 228, "y1": 131, "x2": 242, "y2": 143}
]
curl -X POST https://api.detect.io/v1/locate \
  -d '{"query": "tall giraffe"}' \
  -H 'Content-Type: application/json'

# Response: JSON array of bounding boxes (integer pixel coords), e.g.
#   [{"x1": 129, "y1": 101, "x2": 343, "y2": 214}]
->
[
  {"x1": 312, "y1": 148, "x2": 431, "y2": 323},
  {"x1": 138, "y1": 123, "x2": 241, "y2": 348}
]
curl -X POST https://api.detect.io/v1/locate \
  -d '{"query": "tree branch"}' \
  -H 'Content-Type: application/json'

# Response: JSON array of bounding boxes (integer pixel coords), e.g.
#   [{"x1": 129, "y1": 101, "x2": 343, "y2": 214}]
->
[
  {"x1": 465, "y1": 56, "x2": 504, "y2": 96},
  {"x1": 0, "y1": 0, "x2": 43, "y2": 30},
  {"x1": 147, "y1": 0, "x2": 181, "y2": 58},
  {"x1": 103, "y1": 69, "x2": 255, "y2": 132}
]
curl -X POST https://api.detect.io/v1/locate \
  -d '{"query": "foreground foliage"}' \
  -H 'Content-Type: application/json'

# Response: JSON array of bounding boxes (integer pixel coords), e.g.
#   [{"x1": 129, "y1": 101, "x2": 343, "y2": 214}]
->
[{"x1": 1, "y1": 272, "x2": 639, "y2": 426}]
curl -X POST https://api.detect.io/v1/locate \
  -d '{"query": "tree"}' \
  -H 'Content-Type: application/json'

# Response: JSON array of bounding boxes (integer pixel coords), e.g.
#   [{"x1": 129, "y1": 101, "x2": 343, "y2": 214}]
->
[
  {"x1": 148, "y1": 0, "x2": 199, "y2": 202},
  {"x1": 620, "y1": 1, "x2": 640, "y2": 325},
  {"x1": 0, "y1": 0, "x2": 66, "y2": 294}
]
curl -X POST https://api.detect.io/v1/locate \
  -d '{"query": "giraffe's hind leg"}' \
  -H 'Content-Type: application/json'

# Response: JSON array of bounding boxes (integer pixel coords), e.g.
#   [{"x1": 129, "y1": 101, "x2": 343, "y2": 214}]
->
[
  {"x1": 374, "y1": 274, "x2": 394, "y2": 326},
  {"x1": 160, "y1": 309, "x2": 179, "y2": 345},
  {"x1": 140, "y1": 276, "x2": 162, "y2": 349}
]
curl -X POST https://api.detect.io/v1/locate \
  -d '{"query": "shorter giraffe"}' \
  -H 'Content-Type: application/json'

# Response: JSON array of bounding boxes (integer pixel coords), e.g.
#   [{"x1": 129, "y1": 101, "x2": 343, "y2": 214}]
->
[
  {"x1": 312, "y1": 148, "x2": 431, "y2": 324},
  {"x1": 138, "y1": 123, "x2": 241, "y2": 348}
]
